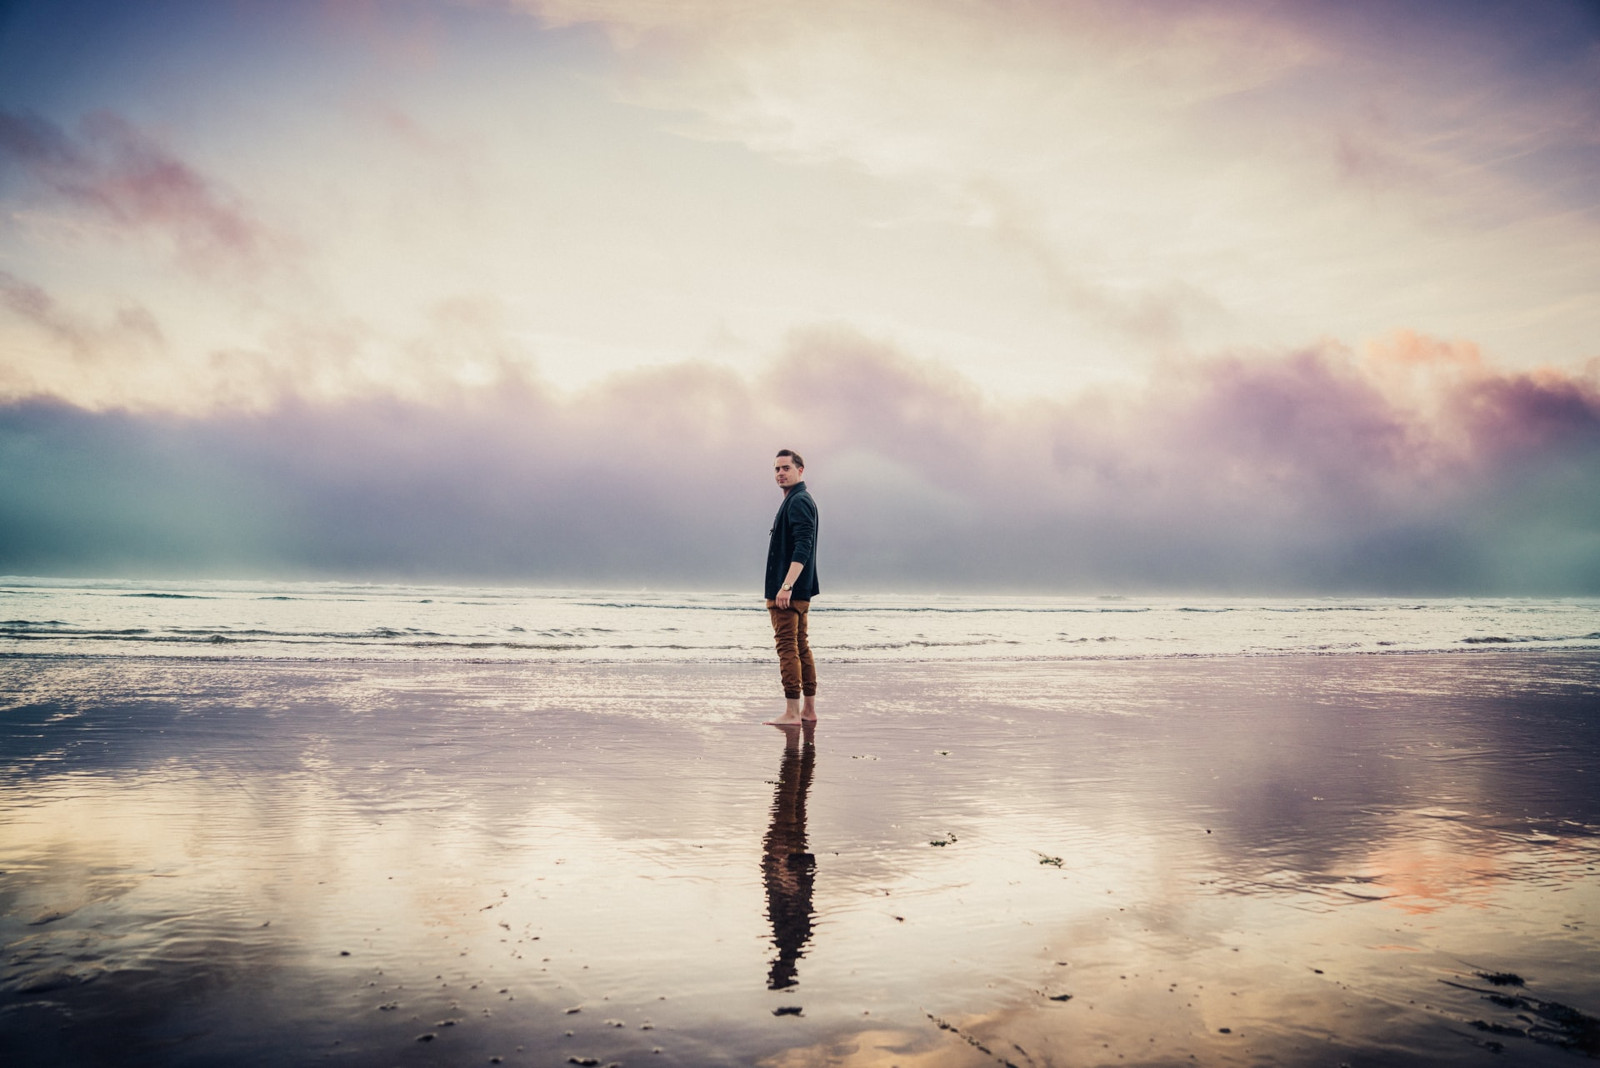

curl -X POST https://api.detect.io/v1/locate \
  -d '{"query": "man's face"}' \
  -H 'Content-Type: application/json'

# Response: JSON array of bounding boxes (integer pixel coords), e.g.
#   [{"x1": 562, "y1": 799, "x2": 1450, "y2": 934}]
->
[{"x1": 774, "y1": 455, "x2": 803, "y2": 489}]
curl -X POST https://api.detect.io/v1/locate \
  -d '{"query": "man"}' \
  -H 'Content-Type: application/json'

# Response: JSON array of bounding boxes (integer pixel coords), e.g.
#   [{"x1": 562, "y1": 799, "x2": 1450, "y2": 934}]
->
[{"x1": 764, "y1": 449, "x2": 819, "y2": 726}]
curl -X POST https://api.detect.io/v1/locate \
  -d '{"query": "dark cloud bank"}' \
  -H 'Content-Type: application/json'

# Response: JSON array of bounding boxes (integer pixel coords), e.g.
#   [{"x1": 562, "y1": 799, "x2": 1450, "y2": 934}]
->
[{"x1": 3, "y1": 330, "x2": 1597, "y2": 593}]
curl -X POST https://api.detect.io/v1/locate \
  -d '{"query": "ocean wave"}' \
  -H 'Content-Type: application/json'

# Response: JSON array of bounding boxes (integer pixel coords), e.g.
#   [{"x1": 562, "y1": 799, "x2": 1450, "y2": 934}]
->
[
  {"x1": 1258, "y1": 605, "x2": 1425, "y2": 612},
  {"x1": 407, "y1": 640, "x2": 595, "y2": 651},
  {"x1": 247, "y1": 594, "x2": 377, "y2": 603},
  {"x1": 1457, "y1": 634, "x2": 1582, "y2": 645},
  {"x1": 164, "y1": 626, "x2": 447, "y2": 640},
  {"x1": 0, "y1": 631, "x2": 603, "y2": 652},
  {"x1": 829, "y1": 638, "x2": 1017, "y2": 651},
  {"x1": 403, "y1": 640, "x2": 748, "y2": 652},
  {"x1": 821, "y1": 605, "x2": 1156, "y2": 614},
  {"x1": 3, "y1": 625, "x2": 457, "y2": 641},
  {"x1": 5, "y1": 640, "x2": 1598, "y2": 668},
  {"x1": 576, "y1": 601, "x2": 1157, "y2": 614},
  {"x1": 2, "y1": 626, "x2": 152, "y2": 637},
  {"x1": 1, "y1": 624, "x2": 753, "y2": 650},
  {"x1": 5, "y1": 586, "x2": 1597, "y2": 666},
  {"x1": 1, "y1": 630, "x2": 265, "y2": 643},
  {"x1": 122, "y1": 592, "x2": 212, "y2": 599}
]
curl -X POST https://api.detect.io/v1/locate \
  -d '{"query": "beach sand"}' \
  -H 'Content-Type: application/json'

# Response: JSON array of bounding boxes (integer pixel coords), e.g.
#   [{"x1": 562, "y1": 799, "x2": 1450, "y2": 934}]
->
[{"x1": 2, "y1": 652, "x2": 1598, "y2": 1066}]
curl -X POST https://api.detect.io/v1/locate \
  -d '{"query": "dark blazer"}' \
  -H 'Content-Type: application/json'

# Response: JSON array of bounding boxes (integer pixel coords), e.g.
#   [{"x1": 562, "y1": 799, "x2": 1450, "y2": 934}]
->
[{"x1": 766, "y1": 482, "x2": 820, "y2": 601}]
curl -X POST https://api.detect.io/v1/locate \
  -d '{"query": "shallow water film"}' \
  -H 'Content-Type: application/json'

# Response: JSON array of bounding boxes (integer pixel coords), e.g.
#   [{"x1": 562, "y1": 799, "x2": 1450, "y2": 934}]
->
[{"x1": 3, "y1": 653, "x2": 1598, "y2": 1066}]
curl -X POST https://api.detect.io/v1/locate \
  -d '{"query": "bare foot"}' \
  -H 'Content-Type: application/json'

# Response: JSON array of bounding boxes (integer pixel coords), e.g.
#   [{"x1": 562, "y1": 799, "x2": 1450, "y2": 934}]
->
[
  {"x1": 765, "y1": 699, "x2": 804, "y2": 726},
  {"x1": 801, "y1": 696, "x2": 817, "y2": 722}
]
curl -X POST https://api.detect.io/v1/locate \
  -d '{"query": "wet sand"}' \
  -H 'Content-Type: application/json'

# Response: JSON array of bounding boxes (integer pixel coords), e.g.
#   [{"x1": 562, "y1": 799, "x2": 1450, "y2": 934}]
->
[{"x1": 2, "y1": 652, "x2": 1598, "y2": 1066}]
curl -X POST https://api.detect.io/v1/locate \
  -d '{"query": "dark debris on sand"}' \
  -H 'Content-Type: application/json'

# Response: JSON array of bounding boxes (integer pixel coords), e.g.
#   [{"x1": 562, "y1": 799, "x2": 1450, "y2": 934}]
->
[
  {"x1": 1475, "y1": 971, "x2": 1526, "y2": 987},
  {"x1": 927, "y1": 1012, "x2": 1023, "y2": 1068},
  {"x1": 1445, "y1": 976, "x2": 1600, "y2": 1057}
]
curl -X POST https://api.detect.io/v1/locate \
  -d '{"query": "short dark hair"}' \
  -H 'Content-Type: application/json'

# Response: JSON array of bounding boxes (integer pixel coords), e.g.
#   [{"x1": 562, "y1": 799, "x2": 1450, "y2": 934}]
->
[{"x1": 776, "y1": 448, "x2": 804, "y2": 469}]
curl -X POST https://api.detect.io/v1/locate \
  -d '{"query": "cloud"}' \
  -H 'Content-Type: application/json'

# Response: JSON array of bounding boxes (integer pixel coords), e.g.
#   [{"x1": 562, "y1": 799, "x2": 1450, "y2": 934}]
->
[
  {"x1": 6, "y1": 1, "x2": 1596, "y2": 419},
  {"x1": 2, "y1": 331, "x2": 1595, "y2": 592},
  {"x1": 0, "y1": 109, "x2": 282, "y2": 275},
  {"x1": 0, "y1": 270, "x2": 163, "y2": 356},
  {"x1": 0, "y1": 270, "x2": 174, "y2": 404},
  {"x1": 509, "y1": 0, "x2": 1600, "y2": 362},
  {"x1": 0, "y1": 264, "x2": 550, "y2": 413},
  {"x1": 513, "y1": 0, "x2": 1310, "y2": 348},
  {"x1": 0, "y1": 2, "x2": 1595, "y2": 591}
]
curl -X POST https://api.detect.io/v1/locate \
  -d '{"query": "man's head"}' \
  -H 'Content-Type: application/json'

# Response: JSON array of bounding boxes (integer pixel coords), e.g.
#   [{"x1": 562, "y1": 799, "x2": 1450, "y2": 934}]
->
[{"x1": 774, "y1": 449, "x2": 804, "y2": 490}]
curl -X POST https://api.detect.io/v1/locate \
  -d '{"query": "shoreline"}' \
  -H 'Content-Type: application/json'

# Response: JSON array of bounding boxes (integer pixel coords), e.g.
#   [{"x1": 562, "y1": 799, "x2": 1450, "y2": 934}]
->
[
  {"x1": 5, "y1": 641, "x2": 1599, "y2": 666},
  {"x1": 6, "y1": 584, "x2": 1598, "y2": 667}
]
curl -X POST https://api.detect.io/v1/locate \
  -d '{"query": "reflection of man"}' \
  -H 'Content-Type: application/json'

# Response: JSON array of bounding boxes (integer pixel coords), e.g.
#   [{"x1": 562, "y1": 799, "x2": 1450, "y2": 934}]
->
[
  {"x1": 763, "y1": 723, "x2": 816, "y2": 990},
  {"x1": 764, "y1": 449, "x2": 820, "y2": 727}
]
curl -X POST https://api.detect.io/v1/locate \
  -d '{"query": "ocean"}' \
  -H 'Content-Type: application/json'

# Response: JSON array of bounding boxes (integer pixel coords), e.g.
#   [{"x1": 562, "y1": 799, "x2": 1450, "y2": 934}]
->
[{"x1": 3, "y1": 576, "x2": 1597, "y2": 663}]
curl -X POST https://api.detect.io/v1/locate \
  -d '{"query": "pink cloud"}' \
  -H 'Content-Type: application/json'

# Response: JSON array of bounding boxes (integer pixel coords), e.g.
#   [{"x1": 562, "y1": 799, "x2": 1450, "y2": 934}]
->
[{"x1": 0, "y1": 109, "x2": 281, "y2": 275}]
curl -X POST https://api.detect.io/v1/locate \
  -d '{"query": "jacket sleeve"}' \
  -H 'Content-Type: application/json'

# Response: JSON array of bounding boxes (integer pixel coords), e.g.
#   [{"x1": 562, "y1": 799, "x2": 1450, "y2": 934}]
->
[{"x1": 788, "y1": 495, "x2": 817, "y2": 568}]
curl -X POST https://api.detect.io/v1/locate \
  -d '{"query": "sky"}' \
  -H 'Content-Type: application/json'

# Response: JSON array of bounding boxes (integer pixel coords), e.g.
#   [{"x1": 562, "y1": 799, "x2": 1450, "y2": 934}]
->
[{"x1": 1, "y1": 0, "x2": 1598, "y2": 592}]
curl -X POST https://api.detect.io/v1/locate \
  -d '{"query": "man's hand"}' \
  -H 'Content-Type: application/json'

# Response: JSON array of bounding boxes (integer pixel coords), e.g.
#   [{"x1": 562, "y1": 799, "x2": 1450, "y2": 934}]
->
[{"x1": 776, "y1": 562, "x2": 804, "y2": 609}]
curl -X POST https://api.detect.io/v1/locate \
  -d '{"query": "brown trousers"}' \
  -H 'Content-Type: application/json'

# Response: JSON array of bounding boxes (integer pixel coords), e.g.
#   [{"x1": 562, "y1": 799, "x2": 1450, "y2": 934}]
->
[{"x1": 767, "y1": 600, "x2": 817, "y2": 699}]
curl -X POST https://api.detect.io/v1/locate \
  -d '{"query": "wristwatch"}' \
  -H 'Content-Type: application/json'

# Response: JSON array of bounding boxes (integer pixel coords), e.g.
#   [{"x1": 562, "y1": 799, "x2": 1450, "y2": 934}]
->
[{"x1": 781, "y1": 584, "x2": 793, "y2": 591}]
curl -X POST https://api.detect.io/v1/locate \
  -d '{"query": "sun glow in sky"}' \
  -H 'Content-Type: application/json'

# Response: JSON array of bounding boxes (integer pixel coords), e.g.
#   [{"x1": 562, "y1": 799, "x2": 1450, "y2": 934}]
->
[{"x1": 1, "y1": 0, "x2": 1598, "y2": 589}]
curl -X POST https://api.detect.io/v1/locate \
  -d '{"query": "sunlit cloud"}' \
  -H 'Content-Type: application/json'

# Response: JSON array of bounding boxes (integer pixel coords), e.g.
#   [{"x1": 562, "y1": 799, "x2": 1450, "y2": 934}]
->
[
  {"x1": 3, "y1": 0, "x2": 1596, "y2": 417},
  {"x1": 517, "y1": 0, "x2": 1600, "y2": 362}
]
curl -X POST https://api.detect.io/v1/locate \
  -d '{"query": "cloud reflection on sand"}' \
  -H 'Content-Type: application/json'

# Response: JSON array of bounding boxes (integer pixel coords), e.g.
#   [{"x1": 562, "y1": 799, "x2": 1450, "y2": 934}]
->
[{"x1": 1, "y1": 654, "x2": 1597, "y2": 1065}]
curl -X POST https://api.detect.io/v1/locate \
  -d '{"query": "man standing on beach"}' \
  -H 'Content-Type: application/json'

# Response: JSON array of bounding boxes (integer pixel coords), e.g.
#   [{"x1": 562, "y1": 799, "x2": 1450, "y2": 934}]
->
[{"x1": 765, "y1": 449, "x2": 819, "y2": 726}]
